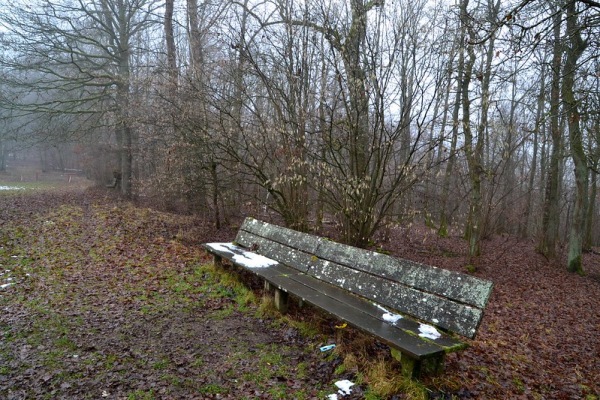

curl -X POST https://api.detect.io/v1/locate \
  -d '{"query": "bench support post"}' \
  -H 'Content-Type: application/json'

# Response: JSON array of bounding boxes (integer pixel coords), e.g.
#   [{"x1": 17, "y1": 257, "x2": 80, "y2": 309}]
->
[
  {"x1": 212, "y1": 254, "x2": 223, "y2": 269},
  {"x1": 264, "y1": 281, "x2": 273, "y2": 292},
  {"x1": 274, "y1": 288, "x2": 289, "y2": 314},
  {"x1": 391, "y1": 348, "x2": 445, "y2": 378}
]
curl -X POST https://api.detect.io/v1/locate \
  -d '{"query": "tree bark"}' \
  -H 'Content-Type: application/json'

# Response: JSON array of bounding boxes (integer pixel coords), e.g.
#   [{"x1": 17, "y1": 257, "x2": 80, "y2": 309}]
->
[
  {"x1": 165, "y1": 0, "x2": 178, "y2": 90},
  {"x1": 538, "y1": 6, "x2": 563, "y2": 260},
  {"x1": 563, "y1": 0, "x2": 588, "y2": 274},
  {"x1": 521, "y1": 63, "x2": 546, "y2": 237},
  {"x1": 438, "y1": 29, "x2": 464, "y2": 238}
]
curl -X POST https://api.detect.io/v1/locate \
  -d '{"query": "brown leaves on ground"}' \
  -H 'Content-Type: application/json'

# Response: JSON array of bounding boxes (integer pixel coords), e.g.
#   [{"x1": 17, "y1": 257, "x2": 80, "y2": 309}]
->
[
  {"x1": 1, "y1": 186, "x2": 599, "y2": 399},
  {"x1": 385, "y1": 224, "x2": 600, "y2": 399},
  {"x1": 0, "y1": 187, "x2": 335, "y2": 399}
]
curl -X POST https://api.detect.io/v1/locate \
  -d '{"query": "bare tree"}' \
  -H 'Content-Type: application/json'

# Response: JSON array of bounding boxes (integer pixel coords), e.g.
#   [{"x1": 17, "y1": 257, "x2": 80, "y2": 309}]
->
[
  {"x1": 562, "y1": 0, "x2": 589, "y2": 274},
  {"x1": 0, "y1": 0, "x2": 161, "y2": 197}
]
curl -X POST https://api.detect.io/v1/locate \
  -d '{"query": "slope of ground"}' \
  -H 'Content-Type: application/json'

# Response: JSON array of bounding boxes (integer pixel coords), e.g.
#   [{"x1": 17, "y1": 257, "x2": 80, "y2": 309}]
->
[{"x1": 1, "y1": 185, "x2": 599, "y2": 399}]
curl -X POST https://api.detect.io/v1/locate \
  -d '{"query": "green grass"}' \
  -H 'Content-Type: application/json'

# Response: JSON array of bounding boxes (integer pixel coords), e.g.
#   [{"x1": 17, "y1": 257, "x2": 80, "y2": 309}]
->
[
  {"x1": 126, "y1": 389, "x2": 155, "y2": 400},
  {"x1": 198, "y1": 383, "x2": 228, "y2": 395}
]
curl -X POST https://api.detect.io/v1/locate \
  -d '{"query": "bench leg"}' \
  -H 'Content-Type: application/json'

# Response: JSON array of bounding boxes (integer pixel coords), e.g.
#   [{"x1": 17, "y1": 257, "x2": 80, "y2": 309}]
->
[
  {"x1": 274, "y1": 288, "x2": 289, "y2": 314},
  {"x1": 213, "y1": 254, "x2": 223, "y2": 268},
  {"x1": 391, "y1": 348, "x2": 445, "y2": 378}
]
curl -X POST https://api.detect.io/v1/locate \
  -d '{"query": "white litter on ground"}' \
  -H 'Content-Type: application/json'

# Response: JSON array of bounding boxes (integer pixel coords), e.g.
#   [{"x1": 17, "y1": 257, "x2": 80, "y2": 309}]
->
[
  {"x1": 418, "y1": 323, "x2": 441, "y2": 340},
  {"x1": 335, "y1": 379, "x2": 355, "y2": 395}
]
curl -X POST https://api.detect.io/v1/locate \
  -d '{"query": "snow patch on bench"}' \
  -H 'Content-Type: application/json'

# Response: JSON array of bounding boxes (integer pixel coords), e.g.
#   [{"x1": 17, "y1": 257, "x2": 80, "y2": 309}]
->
[
  {"x1": 418, "y1": 323, "x2": 441, "y2": 340},
  {"x1": 205, "y1": 242, "x2": 278, "y2": 269}
]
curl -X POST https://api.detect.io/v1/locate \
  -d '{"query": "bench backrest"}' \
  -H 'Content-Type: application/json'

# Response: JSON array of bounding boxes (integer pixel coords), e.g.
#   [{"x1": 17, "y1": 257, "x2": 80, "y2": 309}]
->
[{"x1": 235, "y1": 218, "x2": 493, "y2": 339}]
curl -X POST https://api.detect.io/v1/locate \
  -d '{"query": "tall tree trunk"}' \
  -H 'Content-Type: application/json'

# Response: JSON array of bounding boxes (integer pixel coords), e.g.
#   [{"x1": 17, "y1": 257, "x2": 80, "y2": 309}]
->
[
  {"x1": 538, "y1": 7, "x2": 563, "y2": 259},
  {"x1": 0, "y1": 139, "x2": 5, "y2": 172},
  {"x1": 165, "y1": 0, "x2": 178, "y2": 91},
  {"x1": 117, "y1": 39, "x2": 132, "y2": 196},
  {"x1": 500, "y1": 57, "x2": 517, "y2": 234},
  {"x1": 521, "y1": 65, "x2": 546, "y2": 237},
  {"x1": 328, "y1": 0, "x2": 380, "y2": 246},
  {"x1": 563, "y1": 0, "x2": 588, "y2": 275},
  {"x1": 438, "y1": 20, "x2": 464, "y2": 238},
  {"x1": 187, "y1": 0, "x2": 203, "y2": 75},
  {"x1": 584, "y1": 167, "x2": 597, "y2": 250},
  {"x1": 462, "y1": 0, "x2": 497, "y2": 263},
  {"x1": 584, "y1": 118, "x2": 599, "y2": 250}
]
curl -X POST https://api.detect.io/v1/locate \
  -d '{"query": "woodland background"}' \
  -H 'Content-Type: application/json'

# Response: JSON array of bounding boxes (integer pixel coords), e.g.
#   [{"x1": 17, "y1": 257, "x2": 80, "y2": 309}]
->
[{"x1": 1, "y1": 0, "x2": 600, "y2": 273}]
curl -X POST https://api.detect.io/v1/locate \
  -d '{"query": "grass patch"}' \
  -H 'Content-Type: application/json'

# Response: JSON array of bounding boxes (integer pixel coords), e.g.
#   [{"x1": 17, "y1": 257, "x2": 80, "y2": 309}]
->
[
  {"x1": 362, "y1": 358, "x2": 427, "y2": 399},
  {"x1": 127, "y1": 389, "x2": 155, "y2": 400},
  {"x1": 198, "y1": 383, "x2": 228, "y2": 395},
  {"x1": 152, "y1": 358, "x2": 170, "y2": 370}
]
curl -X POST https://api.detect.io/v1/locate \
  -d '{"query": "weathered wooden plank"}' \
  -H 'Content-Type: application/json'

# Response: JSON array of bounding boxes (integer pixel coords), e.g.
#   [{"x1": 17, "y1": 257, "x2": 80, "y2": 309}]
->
[
  {"x1": 263, "y1": 273, "x2": 446, "y2": 359},
  {"x1": 309, "y1": 260, "x2": 482, "y2": 338},
  {"x1": 235, "y1": 231, "x2": 316, "y2": 273},
  {"x1": 203, "y1": 242, "x2": 309, "y2": 288},
  {"x1": 238, "y1": 218, "x2": 322, "y2": 253},
  {"x1": 313, "y1": 240, "x2": 493, "y2": 310},
  {"x1": 239, "y1": 218, "x2": 493, "y2": 310},
  {"x1": 286, "y1": 272, "x2": 466, "y2": 352}
]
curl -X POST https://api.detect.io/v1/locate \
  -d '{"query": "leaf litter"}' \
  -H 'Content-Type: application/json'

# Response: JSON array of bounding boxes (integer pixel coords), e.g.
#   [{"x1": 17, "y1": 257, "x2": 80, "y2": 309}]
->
[
  {"x1": 0, "y1": 186, "x2": 599, "y2": 399},
  {"x1": 0, "y1": 188, "x2": 337, "y2": 399}
]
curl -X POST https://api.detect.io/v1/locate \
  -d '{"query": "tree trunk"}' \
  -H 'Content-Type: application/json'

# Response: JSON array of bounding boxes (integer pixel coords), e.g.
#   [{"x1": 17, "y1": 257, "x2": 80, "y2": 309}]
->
[
  {"x1": 438, "y1": 19, "x2": 465, "y2": 238},
  {"x1": 521, "y1": 64, "x2": 546, "y2": 237},
  {"x1": 538, "y1": 7, "x2": 563, "y2": 259},
  {"x1": 584, "y1": 167, "x2": 597, "y2": 250},
  {"x1": 462, "y1": 0, "x2": 492, "y2": 263},
  {"x1": 165, "y1": 0, "x2": 178, "y2": 91},
  {"x1": 563, "y1": 0, "x2": 588, "y2": 275}
]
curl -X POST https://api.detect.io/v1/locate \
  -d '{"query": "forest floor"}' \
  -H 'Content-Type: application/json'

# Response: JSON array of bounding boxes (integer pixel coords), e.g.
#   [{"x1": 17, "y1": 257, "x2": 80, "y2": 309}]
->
[{"x1": 0, "y1": 181, "x2": 599, "y2": 399}]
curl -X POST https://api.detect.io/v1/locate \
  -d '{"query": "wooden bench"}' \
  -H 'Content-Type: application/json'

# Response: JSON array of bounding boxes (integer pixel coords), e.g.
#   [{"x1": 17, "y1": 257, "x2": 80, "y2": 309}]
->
[{"x1": 202, "y1": 217, "x2": 493, "y2": 378}]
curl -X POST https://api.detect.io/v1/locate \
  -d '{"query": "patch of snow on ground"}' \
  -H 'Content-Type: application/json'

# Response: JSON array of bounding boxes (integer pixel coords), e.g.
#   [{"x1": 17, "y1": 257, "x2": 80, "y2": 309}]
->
[
  {"x1": 1, "y1": 269, "x2": 14, "y2": 290},
  {"x1": 418, "y1": 323, "x2": 441, "y2": 340},
  {"x1": 0, "y1": 186, "x2": 25, "y2": 191}
]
